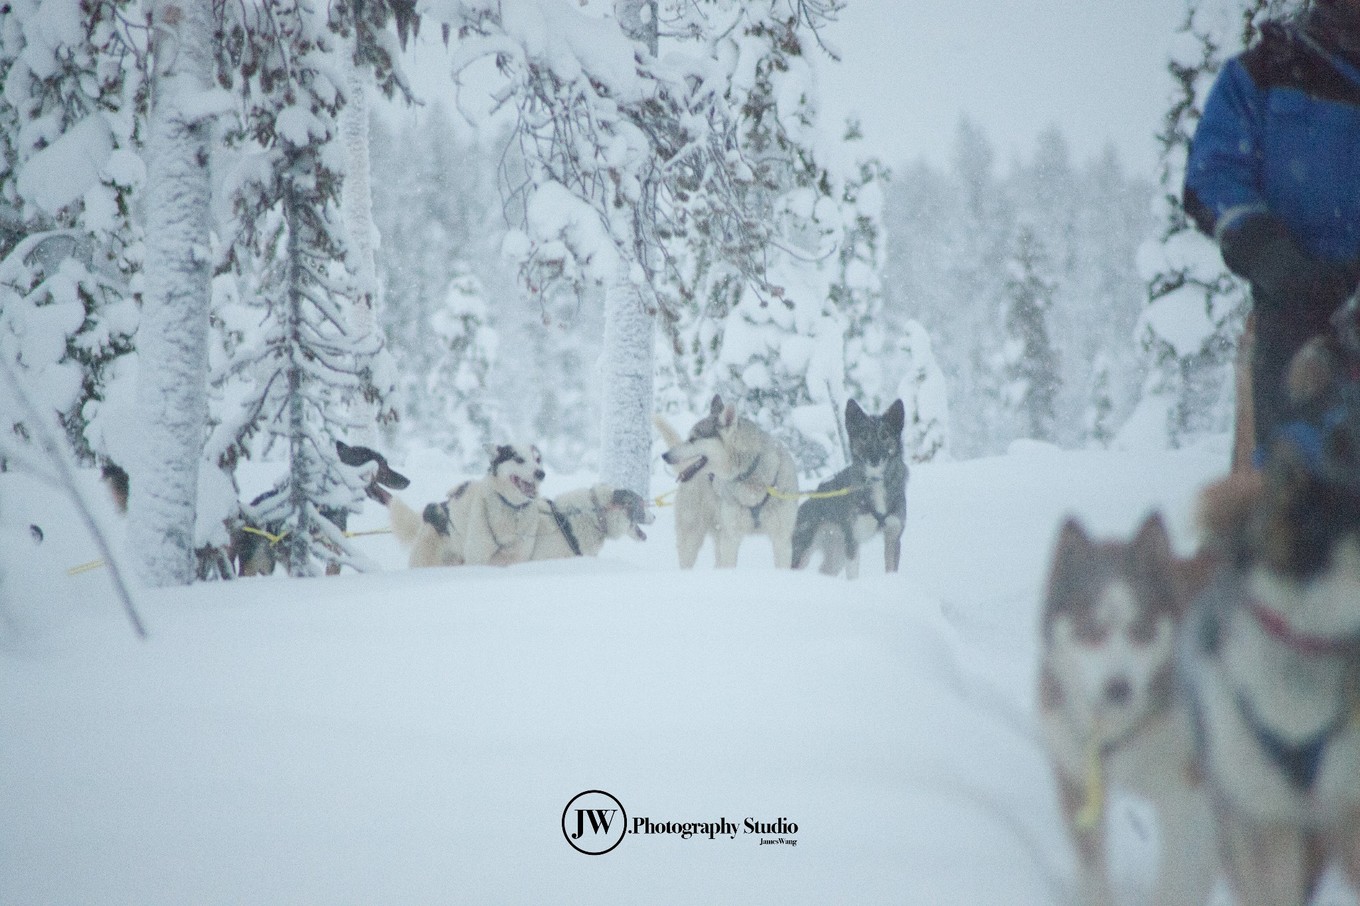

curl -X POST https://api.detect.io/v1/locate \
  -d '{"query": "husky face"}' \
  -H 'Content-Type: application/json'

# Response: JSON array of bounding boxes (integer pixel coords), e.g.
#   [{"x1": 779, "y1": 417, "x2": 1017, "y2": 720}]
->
[
  {"x1": 846, "y1": 398, "x2": 905, "y2": 470},
  {"x1": 661, "y1": 395, "x2": 736, "y2": 483},
  {"x1": 486, "y1": 443, "x2": 545, "y2": 504},
  {"x1": 1040, "y1": 513, "x2": 1184, "y2": 747}
]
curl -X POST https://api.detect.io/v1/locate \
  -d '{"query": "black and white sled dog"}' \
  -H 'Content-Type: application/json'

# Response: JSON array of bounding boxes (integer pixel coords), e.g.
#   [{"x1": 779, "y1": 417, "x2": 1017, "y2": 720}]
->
[
  {"x1": 383, "y1": 443, "x2": 545, "y2": 568},
  {"x1": 791, "y1": 398, "x2": 907, "y2": 578},
  {"x1": 655, "y1": 395, "x2": 799, "y2": 568},
  {"x1": 1185, "y1": 334, "x2": 1360, "y2": 906},
  {"x1": 1037, "y1": 512, "x2": 1218, "y2": 906},
  {"x1": 528, "y1": 484, "x2": 653, "y2": 560}
]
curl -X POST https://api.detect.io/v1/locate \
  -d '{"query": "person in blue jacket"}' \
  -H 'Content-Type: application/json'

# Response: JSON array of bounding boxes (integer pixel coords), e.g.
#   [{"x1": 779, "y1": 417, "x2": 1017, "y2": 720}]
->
[{"x1": 1184, "y1": 0, "x2": 1360, "y2": 452}]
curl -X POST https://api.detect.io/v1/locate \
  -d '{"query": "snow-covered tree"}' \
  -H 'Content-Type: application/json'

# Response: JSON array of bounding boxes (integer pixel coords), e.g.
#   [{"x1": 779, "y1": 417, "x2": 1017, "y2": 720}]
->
[
  {"x1": 1000, "y1": 222, "x2": 1061, "y2": 442},
  {"x1": 430, "y1": 0, "x2": 844, "y2": 494},
  {"x1": 422, "y1": 266, "x2": 498, "y2": 457},
  {"x1": 211, "y1": 0, "x2": 381, "y2": 576},
  {"x1": 126, "y1": 0, "x2": 222, "y2": 587},
  {"x1": 685, "y1": 8, "x2": 851, "y2": 475},
  {"x1": 893, "y1": 319, "x2": 950, "y2": 462},
  {"x1": 1129, "y1": 0, "x2": 1300, "y2": 449},
  {"x1": 947, "y1": 118, "x2": 1015, "y2": 456},
  {"x1": 0, "y1": 0, "x2": 144, "y2": 469},
  {"x1": 831, "y1": 125, "x2": 890, "y2": 419},
  {"x1": 330, "y1": 0, "x2": 415, "y2": 443}
]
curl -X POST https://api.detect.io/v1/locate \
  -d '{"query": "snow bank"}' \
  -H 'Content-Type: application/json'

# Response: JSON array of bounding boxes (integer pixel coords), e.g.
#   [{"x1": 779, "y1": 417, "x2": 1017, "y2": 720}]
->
[{"x1": 1, "y1": 445, "x2": 1232, "y2": 904}]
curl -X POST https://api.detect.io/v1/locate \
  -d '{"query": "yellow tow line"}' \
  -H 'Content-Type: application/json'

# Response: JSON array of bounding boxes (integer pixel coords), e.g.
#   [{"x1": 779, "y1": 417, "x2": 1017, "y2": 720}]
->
[{"x1": 66, "y1": 527, "x2": 392, "y2": 575}]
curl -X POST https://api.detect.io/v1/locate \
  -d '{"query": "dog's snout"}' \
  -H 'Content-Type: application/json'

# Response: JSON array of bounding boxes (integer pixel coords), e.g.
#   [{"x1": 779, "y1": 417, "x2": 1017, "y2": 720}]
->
[
  {"x1": 535, "y1": 469, "x2": 546, "y2": 481},
  {"x1": 1104, "y1": 677, "x2": 1133, "y2": 706}
]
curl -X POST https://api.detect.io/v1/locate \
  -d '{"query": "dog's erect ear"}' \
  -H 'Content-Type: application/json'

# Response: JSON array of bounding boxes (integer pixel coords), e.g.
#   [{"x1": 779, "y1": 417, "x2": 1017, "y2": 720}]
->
[
  {"x1": 719, "y1": 403, "x2": 737, "y2": 429},
  {"x1": 1131, "y1": 511, "x2": 1171, "y2": 563},
  {"x1": 845, "y1": 399, "x2": 866, "y2": 433},
  {"x1": 1045, "y1": 517, "x2": 1094, "y2": 618},
  {"x1": 884, "y1": 399, "x2": 906, "y2": 436},
  {"x1": 709, "y1": 394, "x2": 724, "y2": 416},
  {"x1": 1129, "y1": 510, "x2": 1175, "y2": 590}
]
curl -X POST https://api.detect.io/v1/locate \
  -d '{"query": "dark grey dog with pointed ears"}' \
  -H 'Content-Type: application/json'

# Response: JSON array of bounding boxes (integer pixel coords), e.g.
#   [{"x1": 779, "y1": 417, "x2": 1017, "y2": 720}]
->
[{"x1": 791, "y1": 399, "x2": 908, "y2": 579}]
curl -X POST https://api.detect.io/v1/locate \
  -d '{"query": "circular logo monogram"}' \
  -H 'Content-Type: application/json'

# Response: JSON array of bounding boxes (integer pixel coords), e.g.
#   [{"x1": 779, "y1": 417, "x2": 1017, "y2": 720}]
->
[{"x1": 562, "y1": 790, "x2": 627, "y2": 855}]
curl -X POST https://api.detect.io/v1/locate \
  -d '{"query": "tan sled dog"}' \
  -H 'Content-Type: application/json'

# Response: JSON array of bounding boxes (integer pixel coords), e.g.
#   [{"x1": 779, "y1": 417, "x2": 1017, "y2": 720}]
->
[
  {"x1": 655, "y1": 395, "x2": 798, "y2": 568},
  {"x1": 529, "y1": 484, "x2": 652, "y2": 560},
  {"x1": 1038, "y1": 512, "x2": 1218, "y2": 906},
  {"x1": 385, "y1": 443, "x2": 545, "y2": 568}
]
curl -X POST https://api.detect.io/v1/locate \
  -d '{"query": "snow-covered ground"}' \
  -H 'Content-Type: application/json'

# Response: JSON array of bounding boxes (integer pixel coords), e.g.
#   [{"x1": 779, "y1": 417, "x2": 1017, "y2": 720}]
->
[{"x1": 0, "y1": 438, "x2": 1258, "y2": 904}]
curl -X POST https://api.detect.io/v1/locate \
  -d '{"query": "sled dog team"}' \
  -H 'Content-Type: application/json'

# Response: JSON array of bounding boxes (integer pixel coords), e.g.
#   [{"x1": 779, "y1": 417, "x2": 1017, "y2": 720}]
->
[
  {"x1": 358, "y1": 393, "x2": 909, "y2": 575},
  {"x1": 1038, "y1": 335, "x2": 1360, "y2": 906}
]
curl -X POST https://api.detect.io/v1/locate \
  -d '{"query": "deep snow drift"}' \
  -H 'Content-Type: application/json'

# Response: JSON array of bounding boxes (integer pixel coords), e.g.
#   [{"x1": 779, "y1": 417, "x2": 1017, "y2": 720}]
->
[{"x1": 1, "y1": 437, "x2": 1312, "y2": 905}]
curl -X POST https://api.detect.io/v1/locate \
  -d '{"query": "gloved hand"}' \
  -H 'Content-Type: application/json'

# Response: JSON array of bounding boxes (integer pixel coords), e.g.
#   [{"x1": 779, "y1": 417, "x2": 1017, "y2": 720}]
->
[{"x1": 1221, "y1": 214, "x2": 1359, "y2": 319}]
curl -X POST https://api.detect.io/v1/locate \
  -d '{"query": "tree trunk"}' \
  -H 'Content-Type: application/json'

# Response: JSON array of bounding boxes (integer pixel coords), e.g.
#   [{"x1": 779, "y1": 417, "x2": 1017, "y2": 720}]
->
[
  {"x1": 599, "y1": 272, "x2": 654, "y2": 498},
  {"x1": 342, "y1": 50, "x2": 380, "y2": 445},
  {"x1": 127, "y1": 0, "x2": 215, "y2": 587}
]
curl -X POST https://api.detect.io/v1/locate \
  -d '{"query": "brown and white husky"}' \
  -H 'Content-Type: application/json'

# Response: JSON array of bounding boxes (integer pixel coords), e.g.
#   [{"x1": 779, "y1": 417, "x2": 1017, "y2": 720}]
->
[{"x1": 1037, "y1": 512, "x2": 1218, "y2": 906}]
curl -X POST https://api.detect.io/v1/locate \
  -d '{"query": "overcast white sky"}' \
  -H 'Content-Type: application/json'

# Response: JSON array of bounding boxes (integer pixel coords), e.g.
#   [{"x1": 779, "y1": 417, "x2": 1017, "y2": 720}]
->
[
  {"x1": 814, "y1": 0, "x2": 1189, "y2": 176},
  {"x1": 396, "y1": 0, "x2": 1190, "y2": 179}
]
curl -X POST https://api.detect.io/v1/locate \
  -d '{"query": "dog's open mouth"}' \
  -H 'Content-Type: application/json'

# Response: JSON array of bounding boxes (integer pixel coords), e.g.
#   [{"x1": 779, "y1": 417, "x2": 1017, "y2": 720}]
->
[
  {"x1": 677, "y1": 455, "x2": 708, "y2": 483},
  {"x1": 511, "y1": 475, "x2": 539, "y2": 499}
]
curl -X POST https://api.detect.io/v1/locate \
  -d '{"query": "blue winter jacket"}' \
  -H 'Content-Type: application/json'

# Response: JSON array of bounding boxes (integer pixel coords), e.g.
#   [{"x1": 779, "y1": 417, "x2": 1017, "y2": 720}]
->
[{"x1": 1184, "y1": 21, "x2": 1360, "y2": 265}]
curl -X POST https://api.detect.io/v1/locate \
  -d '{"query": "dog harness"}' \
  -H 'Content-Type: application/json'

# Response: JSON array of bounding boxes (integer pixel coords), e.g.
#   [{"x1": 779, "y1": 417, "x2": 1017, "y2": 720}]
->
[
  {"x1": 484, "y1": 493, "x2": 535, "y2": 556},
  {"x1": 1226, "y1": 598, "x2": 1360, "y2": 791},
  {"x1": 1233, "y1": 689, "x2": 1350, "y2": 792},
  {"x1": 547, "y1": 499, "x2": 583, "y2": 557},
  {"x1": 733, "y1": 454, "x2": 773, "y2": 528}
]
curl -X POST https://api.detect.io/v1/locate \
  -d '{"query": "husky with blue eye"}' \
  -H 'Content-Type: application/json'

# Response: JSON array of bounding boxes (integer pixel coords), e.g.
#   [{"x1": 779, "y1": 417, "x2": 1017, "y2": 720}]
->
[
  {"x1": 791, "y1": 398, "x2": 907, "y2": 579},
  {"x1": 1037, "y1": 512, "x2": 1218, "y2": 906}
]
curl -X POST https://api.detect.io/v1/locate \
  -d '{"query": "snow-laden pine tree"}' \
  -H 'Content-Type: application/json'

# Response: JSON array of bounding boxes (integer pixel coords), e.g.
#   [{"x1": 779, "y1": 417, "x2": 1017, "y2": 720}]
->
[
  {"x1": 835, "y1": 129, "x2": 891, "y2": 414},
  {"x1": 211, "y1": 0, "x2": 383, "y2": 576},
  {"x1": 1073, "y1": 145, "x2": 1152, "y2": 446},
  {"x1": 893, "y1": 319, "x2": 950, "y2": 462},
  {"x1": 0, "y1": 0, "x2": 144, "y2": 469},
  {"x1": 1000, "y1": 222, "x2": 1061, "y2": 443},
  {"x1": 330, "y1": 0, "x2": 414, "y2": 444},
  {"x1": 947, "y1": 118, "x2": 1015, "y2": 456},
  {"x1": 676, "y1": 7, "x2": 852, "y2": 475},
  {"x1": 1128, "y1": 0, "x2": 1302, "y2": 450},
  {"x1": 421, "y1": 266, "x2": 498, "y2": 459},
  {"x1": 428, "y1": 0, "x2": 843, "y2": 495},
  {"x1": 370, "y1": 112, "x2": 502, "y2": 466}
]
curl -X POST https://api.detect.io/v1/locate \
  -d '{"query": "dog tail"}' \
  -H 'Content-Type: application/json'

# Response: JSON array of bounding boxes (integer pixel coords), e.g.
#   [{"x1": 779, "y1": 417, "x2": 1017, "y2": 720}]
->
[
  {"x1": 653, "y1": 414, "x2": 685, "y2": 449},
  {"x1": 388, "y1": 495, "x2": 424, "y2": 547}
]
